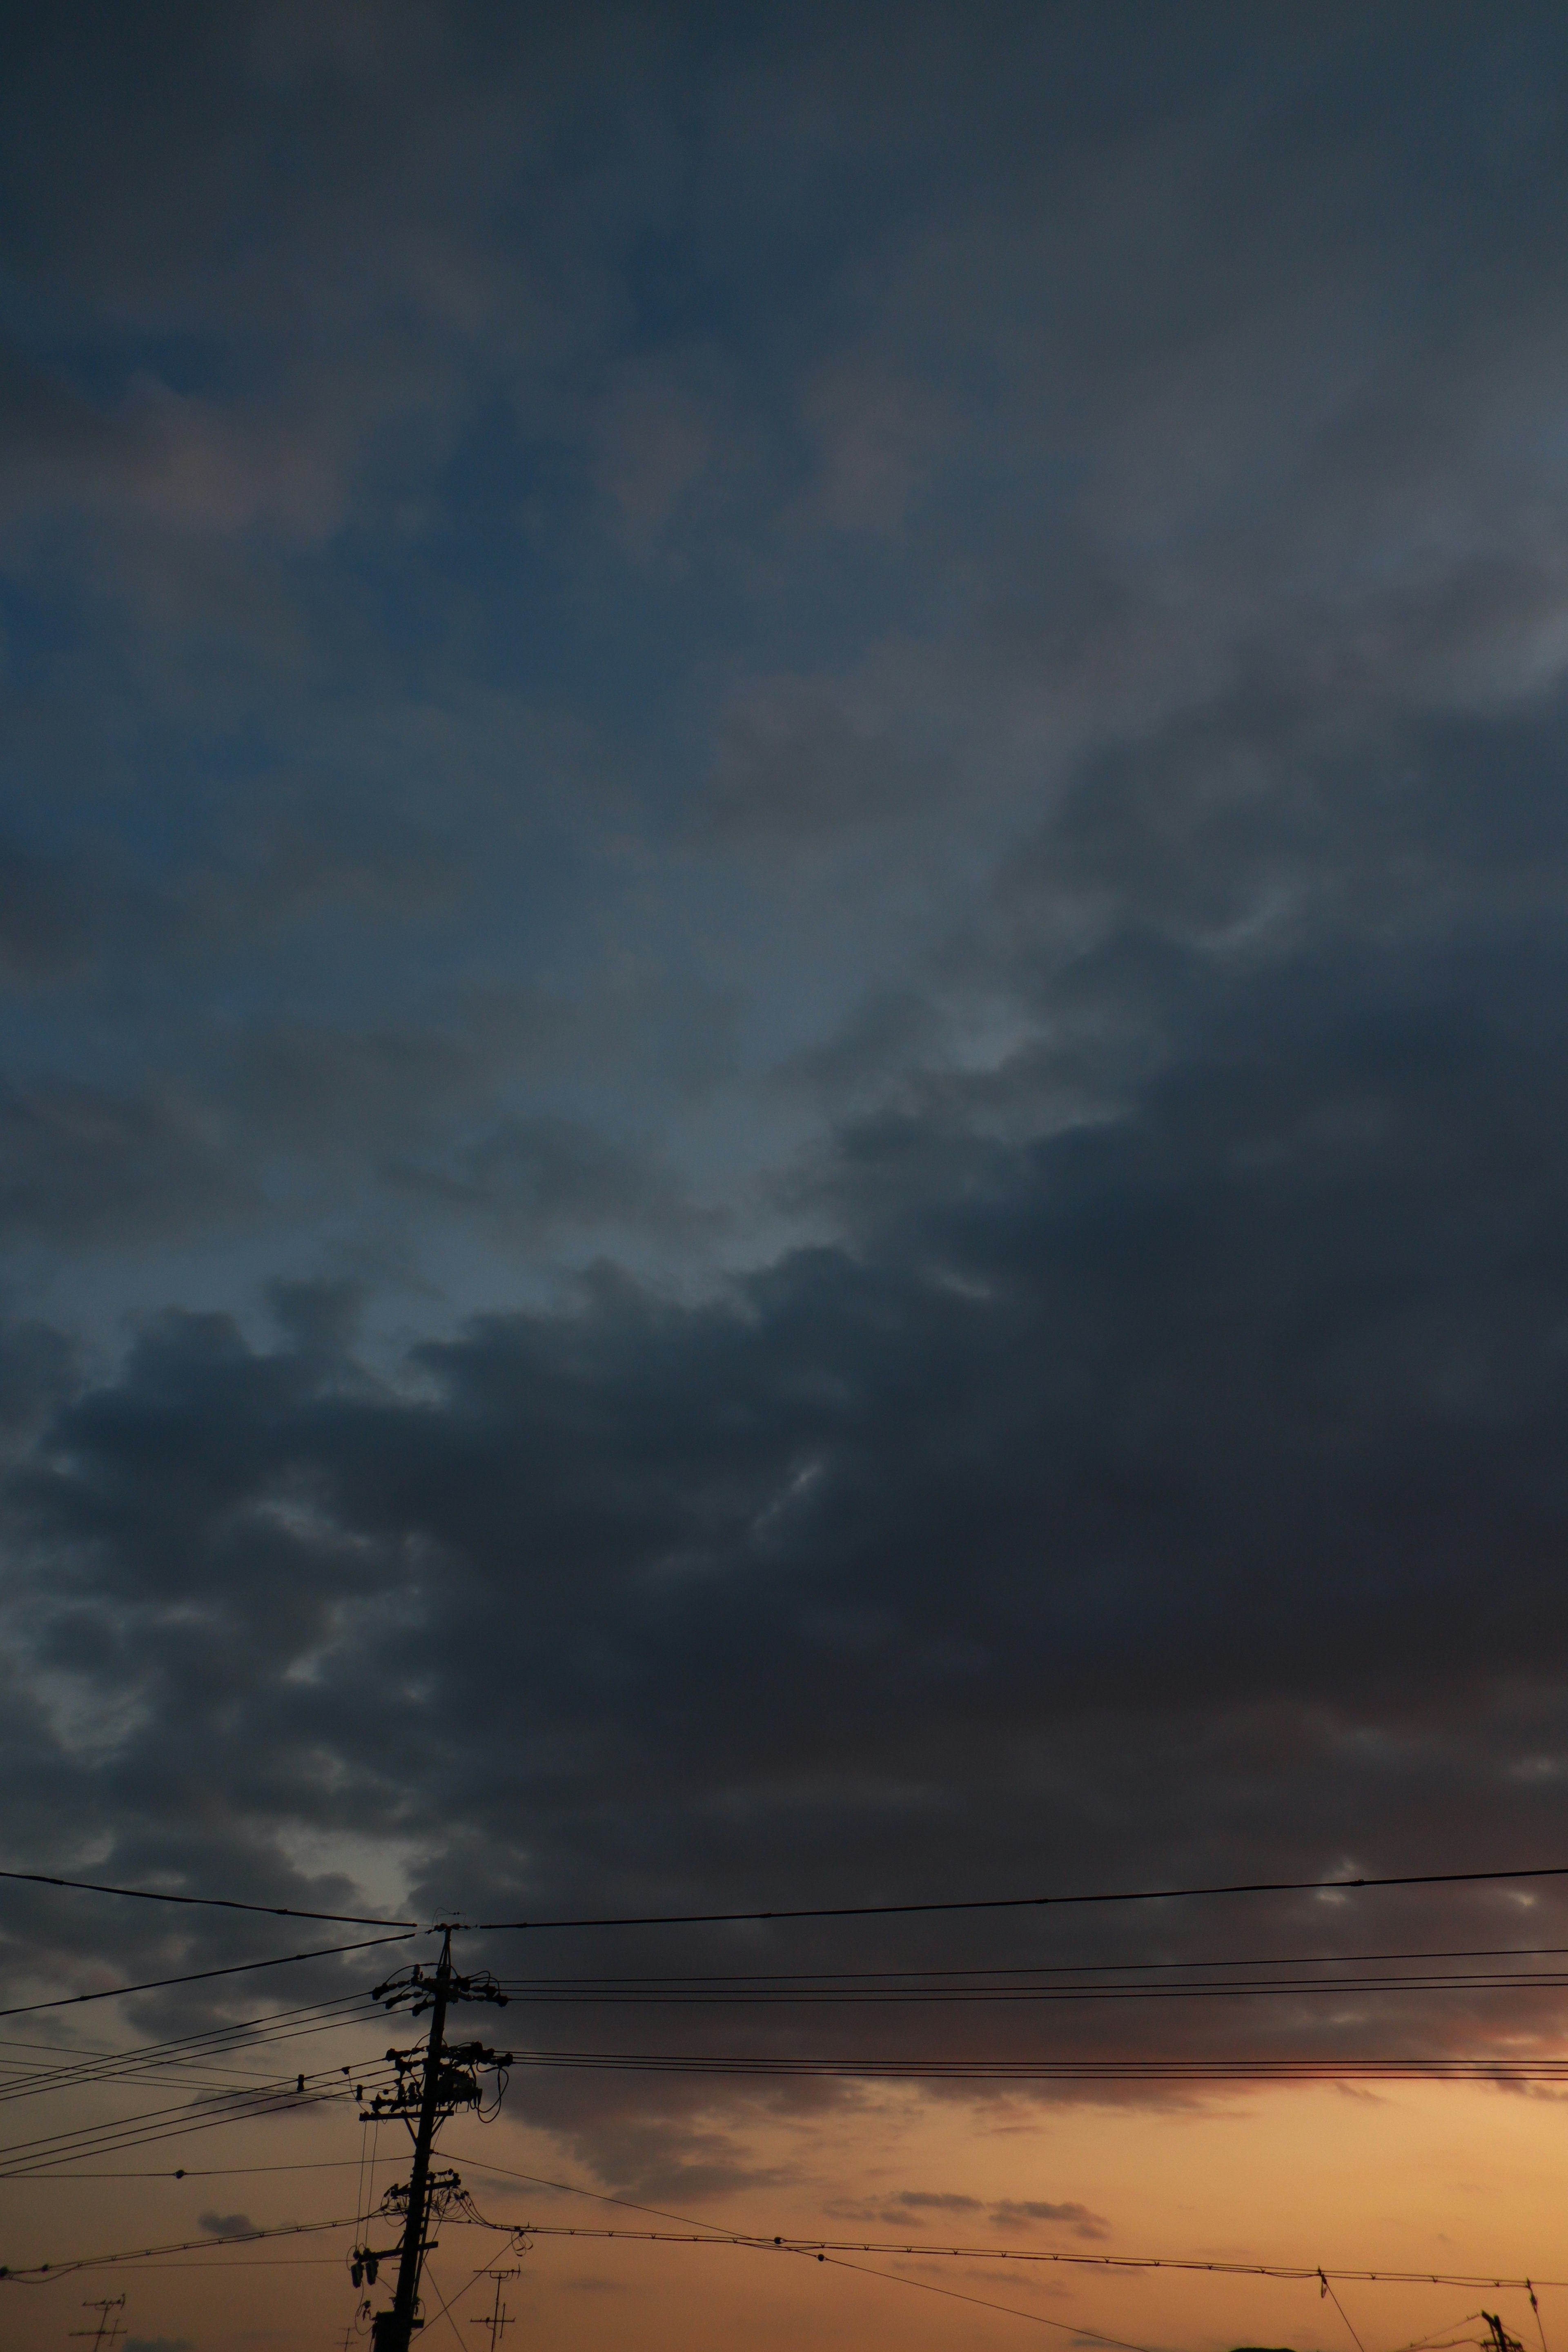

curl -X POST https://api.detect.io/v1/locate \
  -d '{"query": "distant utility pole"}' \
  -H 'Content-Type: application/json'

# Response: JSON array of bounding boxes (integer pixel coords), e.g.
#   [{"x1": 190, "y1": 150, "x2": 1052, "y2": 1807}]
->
[
  {"x1": 471, "y1": 2266, "x2": 524, "y2": 2352},
  {"x1": 67, "y1": 2295, "x2": 127, "y2": 2352},
  {"x1": 361, "y1": 1930, "x2": 512, "y2": 2352},
  {"x1": 1484, "y1": 2317, "x2": 1526, "y2": 2352}
]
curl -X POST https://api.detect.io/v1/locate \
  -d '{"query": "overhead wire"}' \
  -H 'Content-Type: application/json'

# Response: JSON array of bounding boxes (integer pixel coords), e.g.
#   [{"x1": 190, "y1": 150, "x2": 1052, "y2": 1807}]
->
[
  {"x1": 0, "y1": 2059, "x2": 404, "y2": 2178},
  {"x1": 0, "y1": 2210, "x2": 362, "y2": 2281},
  {"x1": 488, "y1": 2046, "x2": 1568, "y2": 2082},
  {"x1": 1384, "y1": 2321, "x2": 1490, "y2": 2352},
  {"x1": 477, "y1": 2223, "x2": 1568, "y2": 2294},
  {"x1": 0, "y1": 1930, "x2": 417, "y2": 2021},
  {"x1": 0, "y1": 1991, "x2": 407, "y2": 2179},
  {"x1": 0, "y1": 1992, "x2": 386, "y2": 2107},
  {"x1": 471, "y1": 1860, "x2": 1568, "y2": 1933},
  {"x1": 8, "y1": 1855, "x2": 1568, "y2": 1943},
  {"x1": 0, "y1": 2157, "x2": 375, "y2": 2180},
  {"x1": 416, "y1": 2254, "x2": 489, "y2": 2352},
  {"x1": 444, "y1": 2149, "x2": 1568, "y2": 2294},
  {"x1": 492, "y1": 1939, "x2": 1568, "y2": 1985},
  {"x1": 9, "y1": 1877, "x2": 1568, "y2": 2340},
  {"x1": 1322, "y1": 2267, "x2": 1370, "y2": 2352},
  {"x1": 806, "y1": 2243, "x2": 1160, "y2": 2348},
  {"x1": 482, "y1": 1969, "x2": 1568, "y2": 2005},
  {"x1": 0, "y1": 1866, "x2": 416, "y2": 1929},
  {"x1": 7, "y1": 2177, "x2": 1562, "y2": 2351}
]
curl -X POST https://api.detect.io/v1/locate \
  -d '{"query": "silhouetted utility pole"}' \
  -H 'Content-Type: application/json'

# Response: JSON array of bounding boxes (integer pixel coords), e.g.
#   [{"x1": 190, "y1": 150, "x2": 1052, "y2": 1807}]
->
[
  {"x1": 1483, "y1": 2316, "x2": 1525, "y2": 2352},
  {"x1": 363, "y1": 1932, "x2": 511, "y2": 2352},
  {"x1": 470, "y1": 2265, "x2": 523, "y2": 2352},
  {"x1": 68, "y1": 2296, "x2": 127, "y2": 2352}
]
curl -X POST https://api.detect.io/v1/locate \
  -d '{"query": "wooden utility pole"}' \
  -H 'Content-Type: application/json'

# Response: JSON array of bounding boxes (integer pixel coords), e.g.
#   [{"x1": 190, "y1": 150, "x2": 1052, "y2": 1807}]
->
[
  {"x1": 363, "y1": 1934, "x2": 511, "y2": 2352},
  {"x1": 377, "y1": 1930, "x2": 454, "y2": 2352}
]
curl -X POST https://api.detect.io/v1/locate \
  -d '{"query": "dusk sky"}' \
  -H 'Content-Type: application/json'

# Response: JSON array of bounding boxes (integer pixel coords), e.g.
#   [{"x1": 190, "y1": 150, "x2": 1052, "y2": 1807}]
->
[{"x1": 8, "y1": 9, "x2": 1568, "y2": 2352}]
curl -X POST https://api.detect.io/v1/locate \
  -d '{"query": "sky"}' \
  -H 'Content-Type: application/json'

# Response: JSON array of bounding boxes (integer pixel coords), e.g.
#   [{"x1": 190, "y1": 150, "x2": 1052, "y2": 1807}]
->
[{"x1": 7, "y1": 4, "x2": 1568, "y2": 2348}]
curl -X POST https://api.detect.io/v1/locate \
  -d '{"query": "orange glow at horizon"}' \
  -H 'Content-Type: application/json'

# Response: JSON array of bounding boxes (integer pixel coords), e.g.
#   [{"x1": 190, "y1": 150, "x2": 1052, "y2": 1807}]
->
[{"x1": 7, "y1": 2078, "x2": 1568, "y2": 2352}]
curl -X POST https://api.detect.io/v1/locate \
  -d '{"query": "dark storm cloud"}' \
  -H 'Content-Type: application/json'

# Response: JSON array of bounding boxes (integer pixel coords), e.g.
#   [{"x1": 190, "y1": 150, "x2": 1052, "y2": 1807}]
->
[
  {"x1": 7, "y1": 0, "x2": 1568, "y2": 2200},
  {"x1": 10, "y1": 830, "x2": 1568, "y2": 2087}
]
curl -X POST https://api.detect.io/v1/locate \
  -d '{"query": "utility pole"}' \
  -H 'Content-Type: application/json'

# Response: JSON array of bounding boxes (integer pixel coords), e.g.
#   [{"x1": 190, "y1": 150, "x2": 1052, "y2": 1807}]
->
[
  {"x1": 67, "y1": 2296, "x2": 127, "y2": 2352},
  {"x1": 361, "y1": 1932, "x2": 511, "y2": 2352},
  {"x1": 470, "y1": 2266, "x2": 523, "y2": 2352},
  {"x1": 381, "y1": 1929, "x2": 453, "y2": 2352}
]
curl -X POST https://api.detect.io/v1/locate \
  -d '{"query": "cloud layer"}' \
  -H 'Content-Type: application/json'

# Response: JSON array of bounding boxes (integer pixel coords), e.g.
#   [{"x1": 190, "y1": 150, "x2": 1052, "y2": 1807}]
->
[{"x1": 4, "y1": 3, "x2": 1568, "y2": 2194}]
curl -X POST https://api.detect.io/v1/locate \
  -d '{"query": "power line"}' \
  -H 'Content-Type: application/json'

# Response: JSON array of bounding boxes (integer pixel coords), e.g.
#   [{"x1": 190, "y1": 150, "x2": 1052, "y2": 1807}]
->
[
  {"x1": 446, "y1": 2152, "x2": 1567, "y2": 2298},
  {"x1": 0, "y1": 2028, "x2": 382, "y2": 2106},
  {"x1": 0, "y1": 1931, "x2": 416, "y2": 2020},
  {"x1": 0, "y1": 1993, "x2": 383, "y2": 2111},
  {"x1": 0, "y1": 2009, "x2": 399, "y2": 2178},
  {"x1": 496, "y1": 2047, "x2": 1568, "y2": 2081},
  {"x1": 0, "y1": 2066, "x2": 378, "y2": 2171},
  {"x1": 0, "y1": 2211, "x2": 361, "y2": 2282},
  {"x1": 499, "y1": 2223, "x2": 1568, "y2": 2294},
  {"x1": 0, "y1": 2040, "x2": 406, "y2": 2178},
  {"x1": 801, "y1": 2243, "x2": 1159, "y2": 2348},
  {"x1": 0, "y1": 2158, "x2": 373, "y2": 2180},
  {"x1": 8, "y1": 2187, "x2": 1560, "y2": 2323},
  {"x1": 473, "y1": 1861, "x2": 1568, "y2": 1934},
  {"x1": 481, "y1": 1970, "x2": 1568, "y2": 2005},
  {"x1": 495, "y1": 1940, "x2": 1568, "y2": 1985},
  {"x1": 0, "y1": 1868, "x2": 416, "y2": 1929},
  {"x1": 8, "y1": 1859, "x2": 1565, "y2": 1940}
]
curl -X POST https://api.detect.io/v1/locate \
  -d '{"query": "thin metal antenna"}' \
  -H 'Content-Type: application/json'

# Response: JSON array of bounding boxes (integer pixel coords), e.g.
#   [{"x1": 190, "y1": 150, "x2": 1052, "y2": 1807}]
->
[
  {"x1": 67, "y1": 2295, "x2": 127, "y2": 2352},
  {"x1": 470, "y1": 2267, "x2": 523, "y2": 2352}
]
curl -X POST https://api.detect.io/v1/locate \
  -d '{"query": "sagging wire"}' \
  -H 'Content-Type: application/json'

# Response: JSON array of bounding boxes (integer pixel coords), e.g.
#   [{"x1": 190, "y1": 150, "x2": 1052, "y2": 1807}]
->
[
  {"x1": 1380, "y1": 2314, "x2": 1489, "y2": 2352},
  {"x1": 417, "y1": 2254, "x2": 492, "y2": 2352},
  {"x1": 1322, "y1": 2266, "x2": 1369, "y2": 2352},
  {"x1": 495, "y1": 2223, "x2": 1568, "y2": 2298},
  {"x1": 805, "y1": 2244, "x2": 1158, "y2": 2349},
  {"x1": 0, "y1": 2212, "x2": 361, "y2": 2281},
  {"x1": 1531, "y1": 2282, "x2": 1551, "y2": 2352},
  {"x1": 442, "y1": 2212, "x2": 1156, "y2": 2352},
  {"x1": 355, "y1": 2113, "x2": 370, "y2": 2244},
  {"x1": 0, "y1": 1932, "x2": 416, "y2": 2022}
]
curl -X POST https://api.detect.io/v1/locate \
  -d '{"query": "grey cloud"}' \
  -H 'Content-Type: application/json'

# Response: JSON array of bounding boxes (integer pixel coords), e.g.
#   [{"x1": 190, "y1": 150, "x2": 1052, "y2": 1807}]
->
[
  {"x1": 990, "y1": 2199, "x2": 1111, "y2": 2240},
  {"x1": 0, "y1": 1072, "x2": 249, "y2": 1245},
  {"x1": 10, "y1": 851, "x2": 1568, "y2": 2107},
  {"x1": 198, "y1": 2209, "x2": 254, "y2": 2236}
]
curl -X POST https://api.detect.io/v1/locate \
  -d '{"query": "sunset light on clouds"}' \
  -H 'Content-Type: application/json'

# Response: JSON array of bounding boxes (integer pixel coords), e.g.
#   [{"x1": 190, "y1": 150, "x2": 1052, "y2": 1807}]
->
[{"x1": 6, "y1": 7, "x2": 1568, "y2": 2350}]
